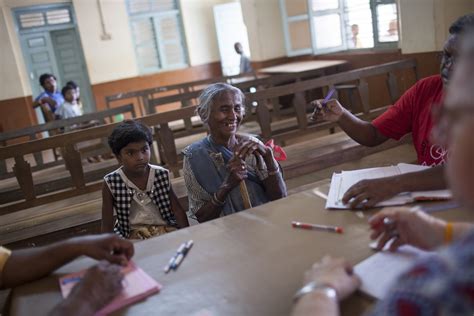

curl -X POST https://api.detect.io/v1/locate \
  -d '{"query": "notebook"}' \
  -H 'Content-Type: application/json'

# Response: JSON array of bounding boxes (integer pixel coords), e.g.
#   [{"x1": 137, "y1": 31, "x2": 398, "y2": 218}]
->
[
  {"x1": 326, "y1": 163, "x2": 452, "y2": 209},
  {"x1": 354, "y1": 245, "x2": 433, "y2": 299},
  {"x1": 59, "y1": 261, "x2": 161, "y2": 316}
]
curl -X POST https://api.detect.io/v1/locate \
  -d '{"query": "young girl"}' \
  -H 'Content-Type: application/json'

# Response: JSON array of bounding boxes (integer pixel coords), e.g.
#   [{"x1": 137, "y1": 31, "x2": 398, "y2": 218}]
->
[{"x1": 102, "y1": 120, "x2": 189, "y2": 239}]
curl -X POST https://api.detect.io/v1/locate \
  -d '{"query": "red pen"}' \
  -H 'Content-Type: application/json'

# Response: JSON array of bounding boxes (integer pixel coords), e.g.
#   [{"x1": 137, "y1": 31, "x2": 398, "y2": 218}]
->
[{"x1": 291, "y1": 221, "x2": 344, "y2": 234}]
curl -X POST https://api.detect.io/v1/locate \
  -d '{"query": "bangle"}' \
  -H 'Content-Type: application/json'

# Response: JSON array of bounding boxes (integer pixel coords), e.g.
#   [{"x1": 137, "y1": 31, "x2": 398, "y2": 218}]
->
[
  {"x1": 293, "y1": 282, "x2": 337, "y2": 303},
  {"x1": 444, "y1": 222, "x2": 453, "y2": 243},
  {"x1": 211, "y1": 192, "x2": 225, "y2": 207},
  {"x1": 267, "y1": 167, "x2": 280, "y2": 176}
]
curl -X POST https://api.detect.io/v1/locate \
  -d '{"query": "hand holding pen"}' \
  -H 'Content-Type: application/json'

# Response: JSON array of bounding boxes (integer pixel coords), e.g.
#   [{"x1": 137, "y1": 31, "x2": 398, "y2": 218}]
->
[{"x1": 310, "y1": 88, "x2": 346, "y2": 122}]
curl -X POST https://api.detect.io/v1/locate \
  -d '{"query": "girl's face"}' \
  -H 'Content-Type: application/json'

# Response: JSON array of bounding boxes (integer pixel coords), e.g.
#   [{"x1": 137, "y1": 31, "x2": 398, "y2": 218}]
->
[
  {"x1": 64, "y1": 89, "x2": 77, "y2": 103},
  {"x1": 117, "y1": 140, "x2": 151, "y2": 175}
]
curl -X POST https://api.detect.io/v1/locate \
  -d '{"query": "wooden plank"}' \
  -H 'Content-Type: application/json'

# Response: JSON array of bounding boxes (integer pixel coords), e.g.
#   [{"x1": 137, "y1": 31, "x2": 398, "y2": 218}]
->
[
  {"x1": 0, "y1": 104, "x2": 134, "y2": 143},
  {"x1": 62, "y1": 144, "x2": 85, "y2": 189},
  {"x1": 12, "y1": 156, "x2": 35, "y2": 201},
  {"x1": 387, "y1": 71, "x2": 399, "y2": 103}
]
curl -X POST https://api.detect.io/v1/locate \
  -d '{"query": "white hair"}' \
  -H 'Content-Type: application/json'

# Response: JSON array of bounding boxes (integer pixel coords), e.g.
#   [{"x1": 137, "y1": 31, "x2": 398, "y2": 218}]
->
[{"x1": 196, "y1": 83, "x2": 245, "y2": 126}]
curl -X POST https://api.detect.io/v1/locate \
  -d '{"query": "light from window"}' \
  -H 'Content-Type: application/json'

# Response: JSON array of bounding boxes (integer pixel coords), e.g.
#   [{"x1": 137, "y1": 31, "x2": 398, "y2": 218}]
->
[
  {"x1": 19, "y1": 12, "x2": 45, "y2": 28},
  {"x1": 313, "y1": 14, "x2": 343, "y2": 49},
  {"x1": 312, "y1": 0, "x2": 339, "y2": 11},
  {"x1": 376, "y1": 3, "x2": 398, "y2": 42},
  {"x1": 344, "y1": 0, "x2": 374, "y2": 49},
  {"x1": 46, "y1": 9, "x2": 71, "y2": 25}
]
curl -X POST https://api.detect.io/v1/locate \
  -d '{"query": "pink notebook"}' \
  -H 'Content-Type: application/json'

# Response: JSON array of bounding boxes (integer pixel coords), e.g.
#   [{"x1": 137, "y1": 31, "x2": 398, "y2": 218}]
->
[{"x1": 59, "y1": 261, "x2": 161, "y2": 316}]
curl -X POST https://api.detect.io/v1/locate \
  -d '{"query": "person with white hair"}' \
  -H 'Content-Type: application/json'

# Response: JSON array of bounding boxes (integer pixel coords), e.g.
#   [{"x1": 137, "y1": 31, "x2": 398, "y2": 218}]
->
[{"x1": 182, "y1": 83, "x2": 287, "y2": 223}]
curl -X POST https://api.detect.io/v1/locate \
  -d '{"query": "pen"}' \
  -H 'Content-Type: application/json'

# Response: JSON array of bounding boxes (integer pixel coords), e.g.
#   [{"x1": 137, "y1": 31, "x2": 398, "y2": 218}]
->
[
  {"x1": 321, "y1": 87, "x2": 337, "y2": 107},
  {"x1": 291, "y1": 221, "x2": 344, "y2": 234},
  {"x1": 310, "y1": 87, "x2": 336, "y2": 120},
  {"x1": 164, "y1": 242, "x2": 187, "y2": 273},
  {"x1": 171, "y1": 240, "x2": 194, "y2": 271}
]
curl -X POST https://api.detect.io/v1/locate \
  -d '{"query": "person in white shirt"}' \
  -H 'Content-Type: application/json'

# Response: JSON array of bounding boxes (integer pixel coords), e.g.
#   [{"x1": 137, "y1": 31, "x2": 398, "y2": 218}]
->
[{"x1": 56, "y1": 85, "x2": 82, "y2": 119}]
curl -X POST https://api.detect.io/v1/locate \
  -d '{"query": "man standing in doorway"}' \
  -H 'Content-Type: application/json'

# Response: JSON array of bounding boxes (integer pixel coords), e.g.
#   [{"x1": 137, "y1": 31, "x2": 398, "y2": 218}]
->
[{"x1": 234, "y1": 42, "x2": 253, "y2": 75}]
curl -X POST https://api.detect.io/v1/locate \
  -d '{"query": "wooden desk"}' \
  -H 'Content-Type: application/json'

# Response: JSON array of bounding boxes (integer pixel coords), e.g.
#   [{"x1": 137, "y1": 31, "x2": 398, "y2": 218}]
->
[
  {"x1": 259, "y1": 60, "x2": 347, "y2": 75},
  {"x1": 8, "y1": 180, "x2": 473, "y2": 316}
]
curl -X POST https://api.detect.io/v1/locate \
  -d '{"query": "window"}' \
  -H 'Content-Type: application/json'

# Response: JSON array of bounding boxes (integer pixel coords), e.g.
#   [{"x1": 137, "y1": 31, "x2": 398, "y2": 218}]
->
[
  {"x1": 126, "y1": 0, "x2": 188, "y2": 73},
  {"x1": 16, "y1": 6, "x2": 72, "y2": 30},
  {"x1": 280, "y1": 0, "x2": 399, "y2": 56}
]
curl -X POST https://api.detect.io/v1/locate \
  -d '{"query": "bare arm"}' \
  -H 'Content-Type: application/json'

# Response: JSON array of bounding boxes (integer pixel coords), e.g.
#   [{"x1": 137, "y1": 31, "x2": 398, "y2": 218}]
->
[
  {"x1": 101, "y1": 182, "x2": 114, "y2": 233},
  {"x1": 194, "y1": 182, "x2": 234, "y2": 223},
  {"x1": 261, "y1": 156, "x2": 287, "y2": 200},
  {"x1": 0, "y1": 234, "x2": 133, "y2": 289},
  {"x1": 337, "y1": 109, "x2": 388, "y2": 147},
  {"x1": 170, "y1": 187, "x2": 189, "y2": 228},
  {"x1": 292, "y1": 292, "x2": 339, "y2": 316}
]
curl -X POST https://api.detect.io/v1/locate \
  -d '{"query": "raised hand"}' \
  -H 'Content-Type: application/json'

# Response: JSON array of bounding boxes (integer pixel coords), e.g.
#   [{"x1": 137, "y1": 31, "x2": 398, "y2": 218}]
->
[
  {"x1": 310, "y1": 99, "x2": 345, "y2": 122},
  {"x1": 223, "y1": 155, "x2": 248, "y2": 189}
]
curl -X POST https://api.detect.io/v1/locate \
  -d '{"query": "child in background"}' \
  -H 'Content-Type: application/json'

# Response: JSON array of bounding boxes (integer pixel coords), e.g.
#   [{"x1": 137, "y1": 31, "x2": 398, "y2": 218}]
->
[
  {"x1": 56, "y1": 85, "x2": 82, "y2": 119},
  {"x1": 102, "y1": 120, "x2": 189, "y2": 239},
  {"x1": 66, "y1": 80, "x2": 84, "y2": 115}
]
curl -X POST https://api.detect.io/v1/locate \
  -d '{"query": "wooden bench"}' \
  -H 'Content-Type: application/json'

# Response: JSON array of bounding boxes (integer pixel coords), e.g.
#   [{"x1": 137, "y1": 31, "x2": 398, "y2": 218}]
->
[
  {"x1": 0, "y1": 131, "x2": 411, "y2": 249},
  {"x1": 105, "y1": 72, "x2": 258, "y2": 117},
  {"x1": 0, "y1": 104, "x2": 136, "y2": 178},
  {"x1": 246, "y1": 59, "x2": 418, "y2": 142},
  {"x1": 0, "y1": 60, "x2": 416, "y2": 248}
]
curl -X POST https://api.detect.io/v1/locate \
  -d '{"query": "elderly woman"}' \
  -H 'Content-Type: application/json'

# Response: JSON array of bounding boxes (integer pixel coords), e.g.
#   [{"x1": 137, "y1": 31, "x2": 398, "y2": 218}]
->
[{"x1": 183, "y1": 83, "x2": 287, "y2": 223}]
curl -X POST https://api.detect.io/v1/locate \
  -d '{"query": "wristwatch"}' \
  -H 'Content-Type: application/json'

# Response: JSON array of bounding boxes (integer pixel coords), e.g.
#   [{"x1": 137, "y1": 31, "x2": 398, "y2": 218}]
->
[{"x1": 293, "y1": 282, "x2": 337, "y2": 303}]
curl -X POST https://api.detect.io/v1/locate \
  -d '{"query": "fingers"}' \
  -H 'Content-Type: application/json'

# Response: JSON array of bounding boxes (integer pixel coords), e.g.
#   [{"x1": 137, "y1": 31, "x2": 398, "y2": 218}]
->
[{"x1": 235, "y1": 140, "x2": 265, "y2": 159}]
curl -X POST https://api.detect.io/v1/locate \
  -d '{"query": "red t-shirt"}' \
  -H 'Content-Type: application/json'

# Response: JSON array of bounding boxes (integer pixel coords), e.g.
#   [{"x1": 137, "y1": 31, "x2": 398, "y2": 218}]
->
[{"x1": 372, "y1": 75, "x2": 447, "y2": 166}]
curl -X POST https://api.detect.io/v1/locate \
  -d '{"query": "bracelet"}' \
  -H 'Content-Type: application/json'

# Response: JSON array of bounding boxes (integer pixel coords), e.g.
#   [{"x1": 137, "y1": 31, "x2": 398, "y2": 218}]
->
[
  {"x1": 444, "y1": 222, "x2": 453, "y2": 243},
  {"x1": 267, "y1": 167, "x2": 280, "y2": 176},
  {"x1": 293, "y1": 282, "x2": 337, "y2": 303},
  {"x1": 211, "y1": 192, "x2": 225, "y2": 207}
]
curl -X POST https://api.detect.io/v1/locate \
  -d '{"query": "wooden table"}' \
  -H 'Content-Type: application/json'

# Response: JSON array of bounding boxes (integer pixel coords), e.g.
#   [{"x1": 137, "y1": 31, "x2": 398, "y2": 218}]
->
[
  {"x1": 259, "y1": 60, "x2": 347, "y2": 75},
  {"x1": 9, "y1": 180, "x2": 473, "y2": 316}
]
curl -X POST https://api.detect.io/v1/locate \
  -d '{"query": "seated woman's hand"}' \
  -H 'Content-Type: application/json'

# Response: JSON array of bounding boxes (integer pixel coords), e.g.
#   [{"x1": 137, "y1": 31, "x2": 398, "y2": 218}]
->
[
  {"x1": 369, "y1": 207, "x2": 446, "y2": 251},
  {"x1": 304, "y1": 256, "x2": 360, "y2": 301},
  {"x1": 224, "y1": 156, "x2": 248, "y2": 189},
  {"x1": 235, "y1": 138, "x2": 272, "y2": 161}
]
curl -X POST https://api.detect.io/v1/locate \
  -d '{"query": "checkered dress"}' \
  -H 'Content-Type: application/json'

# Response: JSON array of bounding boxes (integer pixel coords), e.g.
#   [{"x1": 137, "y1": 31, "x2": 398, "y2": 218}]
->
[{"x1": 104, "y1": 165, "x2": 177, "y2": 238}]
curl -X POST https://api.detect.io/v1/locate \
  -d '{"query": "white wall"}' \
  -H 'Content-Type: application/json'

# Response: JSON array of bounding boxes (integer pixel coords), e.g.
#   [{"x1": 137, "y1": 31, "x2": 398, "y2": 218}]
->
[
  {"x1": 0, "y1": 2, "x2": 26, "y2": 99},
  {"x1": 73, "y1": 0, "x2": 138, "y2": 84},
  {"x1": 399, "y1": 0, "x2": 474, "y2": 54},
  {"x1": 241, "y1": 0, "x2": 286, "y2": 61},
  {"x1": 181, "y1": 0, "x2": 237, "y2": 66}
]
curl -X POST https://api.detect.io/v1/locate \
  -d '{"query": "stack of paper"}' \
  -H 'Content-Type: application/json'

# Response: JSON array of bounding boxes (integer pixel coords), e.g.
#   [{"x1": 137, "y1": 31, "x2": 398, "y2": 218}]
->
[
  {"x1": 326, "y1": 163, "x2": 452, "y2": 209},
  {"x1": 59, "y1": 261, "x2": 161, "y2": 315}
]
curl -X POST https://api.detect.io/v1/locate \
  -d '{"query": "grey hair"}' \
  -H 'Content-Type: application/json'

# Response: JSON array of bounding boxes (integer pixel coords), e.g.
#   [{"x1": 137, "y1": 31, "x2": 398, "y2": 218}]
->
[{"x1": 196, "y1": 83, "x2": 245, "y2": 126}]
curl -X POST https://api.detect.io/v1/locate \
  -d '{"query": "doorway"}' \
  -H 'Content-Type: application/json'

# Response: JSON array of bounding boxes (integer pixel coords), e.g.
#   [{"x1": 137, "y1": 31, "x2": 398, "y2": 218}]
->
[{"x1": 13, "y1": 4, "x2": 95, "y2": 124}]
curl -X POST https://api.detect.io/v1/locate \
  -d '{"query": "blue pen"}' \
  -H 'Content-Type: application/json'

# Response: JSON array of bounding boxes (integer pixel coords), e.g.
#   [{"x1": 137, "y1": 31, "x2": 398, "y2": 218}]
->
[
  {"x1": 164, "y1": 242, "x2": 187, "y2": 273},
  {"x1": 311, "y1": 87, "x2": 336, "y2": 120},
  {"x1": 171, "y1": 240, "x2": 194, "y2": 271}
]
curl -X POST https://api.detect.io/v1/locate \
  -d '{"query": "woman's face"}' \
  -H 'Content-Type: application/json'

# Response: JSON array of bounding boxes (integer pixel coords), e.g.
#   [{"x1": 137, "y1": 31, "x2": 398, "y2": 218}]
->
[{"x1": 207, "y1": 91, "x2": 243, "y2": 141}]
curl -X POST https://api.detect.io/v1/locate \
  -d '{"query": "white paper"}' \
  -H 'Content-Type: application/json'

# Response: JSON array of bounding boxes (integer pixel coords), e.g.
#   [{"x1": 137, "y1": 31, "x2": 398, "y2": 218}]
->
[
  {"x1": 354, "y1": 245, "x2": 432, "y2": 299},
  {"x1": 325, "y1": 163, "x2": 452, "y2": 209}
]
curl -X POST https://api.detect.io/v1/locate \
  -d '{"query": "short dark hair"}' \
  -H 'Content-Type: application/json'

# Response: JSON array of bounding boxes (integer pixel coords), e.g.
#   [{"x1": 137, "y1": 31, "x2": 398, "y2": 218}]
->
[
  {"x1": 66, "y1": 81, "x2": 78, "y2": 89},
  {"x1": 108, "y1": 120, "x2": 153, "y2": 155},
  {"x1": 39, "y1": 73, "x2": 56, "y2": 86},
  {"x1": 61, "y1": 85, "x2": 75, "y2": 97},
  {"x1": 449, "y1": 14, "x2": 474, "y2": 35}
]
